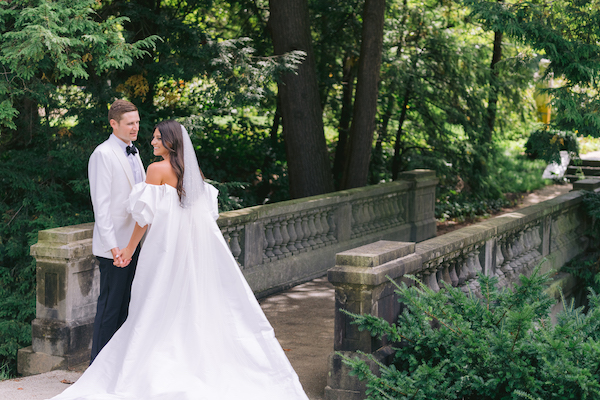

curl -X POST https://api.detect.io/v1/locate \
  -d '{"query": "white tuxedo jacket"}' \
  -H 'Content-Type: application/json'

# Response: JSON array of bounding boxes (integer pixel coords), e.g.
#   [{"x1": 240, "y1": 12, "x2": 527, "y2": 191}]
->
[{"x1": 89, "y1": 135, "x2": 146, "y2": 258}]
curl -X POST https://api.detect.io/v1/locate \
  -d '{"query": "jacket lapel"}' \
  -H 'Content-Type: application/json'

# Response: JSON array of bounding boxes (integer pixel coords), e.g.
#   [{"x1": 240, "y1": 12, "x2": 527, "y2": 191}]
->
[{"x1": 109, "y1": 139, "x2": 135, "y2": 188}]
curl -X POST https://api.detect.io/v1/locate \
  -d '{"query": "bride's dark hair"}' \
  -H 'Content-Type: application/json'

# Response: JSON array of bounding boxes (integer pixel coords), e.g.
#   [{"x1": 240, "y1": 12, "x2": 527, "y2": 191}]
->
[{"x1": 153, "y1": 120, "x2": 185, "y2": 201}]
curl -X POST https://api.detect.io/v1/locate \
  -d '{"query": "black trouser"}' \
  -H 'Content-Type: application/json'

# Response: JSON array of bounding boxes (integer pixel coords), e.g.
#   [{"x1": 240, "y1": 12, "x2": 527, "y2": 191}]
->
[{"x1": 90, "y1": 246, "x2": 140, "y2": 363}]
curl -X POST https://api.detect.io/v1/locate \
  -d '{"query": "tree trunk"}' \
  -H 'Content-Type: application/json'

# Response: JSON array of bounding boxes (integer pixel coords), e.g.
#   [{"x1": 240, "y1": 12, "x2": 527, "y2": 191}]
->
[
  {"x1": 340, "y1": 0, "x2": 386, "y2": 190},
  {"x1": 370, "y1": 91, "x2": 395, "y2": 184},
  {"x1": 332, "y1": 55, "x2": 357, "y2": 189},
  {"x1": 268, "y1": 0, "x2": 334, "y2": 198},
  {"x1": 3, "y1": 96, "x2": 39, "y2": 150},
  {"x1": 392, "y1": 88, "x2": 411, "y2": 180},
  {"x1": 486, "y1": 29, "x2": 503, "y2": 143}
]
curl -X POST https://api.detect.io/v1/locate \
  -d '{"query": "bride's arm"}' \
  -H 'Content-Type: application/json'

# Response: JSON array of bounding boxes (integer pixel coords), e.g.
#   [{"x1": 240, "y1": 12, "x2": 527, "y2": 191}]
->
[{"x1": 115, "y1": 163, "x2": 164, "y2": 267}]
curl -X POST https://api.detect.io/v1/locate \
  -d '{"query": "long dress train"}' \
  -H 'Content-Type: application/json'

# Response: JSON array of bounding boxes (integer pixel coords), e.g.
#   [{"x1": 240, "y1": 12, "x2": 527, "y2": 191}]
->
[{"x1": 49, "y1": 182, "x2": 309, "y2": 400}]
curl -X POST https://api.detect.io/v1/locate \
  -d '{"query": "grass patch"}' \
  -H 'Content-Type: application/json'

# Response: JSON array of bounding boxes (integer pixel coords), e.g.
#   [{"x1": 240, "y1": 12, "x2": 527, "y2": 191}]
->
[
  {"x1": 578, "y1": 135, "x2": 600, "y2": 154},
  {"x1": 436, "y1": 139, "x2": 552, "y2": 222}
]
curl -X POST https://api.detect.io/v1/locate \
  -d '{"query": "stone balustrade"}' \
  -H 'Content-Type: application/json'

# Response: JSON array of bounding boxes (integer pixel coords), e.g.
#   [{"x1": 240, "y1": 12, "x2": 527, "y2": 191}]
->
[
  {"x1": 325, "y1": 179, "x2": 600, "y2": 400},
  {"x1": 18, "y1": 169, "x2": 438, "y2": 376}
]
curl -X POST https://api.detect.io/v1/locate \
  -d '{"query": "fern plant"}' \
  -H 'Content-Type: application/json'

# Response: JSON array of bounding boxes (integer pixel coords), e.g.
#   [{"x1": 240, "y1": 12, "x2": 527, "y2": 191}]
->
[{"x1": 342, "y1": 266, "x2": 600, "y2": 399}]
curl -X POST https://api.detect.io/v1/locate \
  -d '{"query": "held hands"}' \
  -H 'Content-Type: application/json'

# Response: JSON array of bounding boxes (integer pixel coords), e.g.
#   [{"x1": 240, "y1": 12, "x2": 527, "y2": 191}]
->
[{"x1": 112, "y1": 247, "x2": 133, "y2": 268}]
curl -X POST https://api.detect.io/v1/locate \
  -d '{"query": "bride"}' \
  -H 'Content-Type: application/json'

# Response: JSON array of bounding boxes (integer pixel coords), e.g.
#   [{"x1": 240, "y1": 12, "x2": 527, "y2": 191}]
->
[{"x1": 49, "y1": 120, "x2": 309, "y2": 400}]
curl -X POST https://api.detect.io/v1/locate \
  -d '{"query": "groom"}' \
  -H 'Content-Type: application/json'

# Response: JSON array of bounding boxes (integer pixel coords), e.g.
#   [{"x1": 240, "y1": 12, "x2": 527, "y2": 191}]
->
[{"x1": 88, "y1": 99, "x2": 146, "y2": 362}]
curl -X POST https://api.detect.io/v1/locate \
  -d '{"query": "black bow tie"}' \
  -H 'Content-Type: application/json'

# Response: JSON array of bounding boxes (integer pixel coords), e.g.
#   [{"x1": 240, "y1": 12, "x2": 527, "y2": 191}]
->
[{"x1": 126, "y1": 145, "x2": 137, "y2": 156}]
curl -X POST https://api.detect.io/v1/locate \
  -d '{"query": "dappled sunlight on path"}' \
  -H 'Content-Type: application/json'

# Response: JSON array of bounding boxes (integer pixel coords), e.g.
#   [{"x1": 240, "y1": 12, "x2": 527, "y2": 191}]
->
[{"x1": 437, "y1": 183, "x2": 573, "y2": 236}]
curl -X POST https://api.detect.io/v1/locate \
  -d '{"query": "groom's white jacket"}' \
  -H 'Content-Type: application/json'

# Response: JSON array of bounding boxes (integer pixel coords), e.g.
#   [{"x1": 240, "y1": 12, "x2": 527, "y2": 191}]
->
[{"x1": 89, "y1": 134, "x2": 146, "y2": 259}]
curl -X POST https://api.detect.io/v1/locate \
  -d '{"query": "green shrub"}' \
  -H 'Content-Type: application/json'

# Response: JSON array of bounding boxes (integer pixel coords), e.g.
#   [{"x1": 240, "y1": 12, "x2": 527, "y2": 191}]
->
[
  {"x1": 342, "y1": 267, "x2": 600, "y2": 399},
  {"x1": 524, "y1": 128, "x2": 579, "y2": 164}
]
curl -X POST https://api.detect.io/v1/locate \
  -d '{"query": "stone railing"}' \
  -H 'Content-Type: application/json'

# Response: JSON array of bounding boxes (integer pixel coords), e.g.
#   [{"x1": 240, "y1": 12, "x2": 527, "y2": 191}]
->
[
  {"x1": 217, "y1": 169, "x2": 437, "y2": 296},
  {"x1": 18, "y1": 169, "x2": 438, "y2": 375},
  {"x1": 325, "y1": 179, "x2": 600, "y2": 400}
]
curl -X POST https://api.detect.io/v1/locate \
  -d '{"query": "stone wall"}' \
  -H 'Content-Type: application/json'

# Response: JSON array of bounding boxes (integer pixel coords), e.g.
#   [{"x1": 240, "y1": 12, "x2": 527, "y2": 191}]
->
[
  {"x1": 324, "y1": 179, "x2": 600, "y2": 400},
  {"x1": 18, "y1": 169, "x2": 437, "y2": 376}
]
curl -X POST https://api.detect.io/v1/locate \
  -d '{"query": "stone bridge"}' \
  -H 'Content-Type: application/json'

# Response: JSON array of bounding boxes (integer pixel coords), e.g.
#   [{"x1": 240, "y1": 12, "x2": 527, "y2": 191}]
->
[
  {"x1": 17, "y1": 171, "x2": 600, "y2": 399},
  {"x1": 325, "y1": 178, "x2": 600, "y2": 399},
  {"x1": 18, "y1": 170, "x2": 438, "y2": 375}
]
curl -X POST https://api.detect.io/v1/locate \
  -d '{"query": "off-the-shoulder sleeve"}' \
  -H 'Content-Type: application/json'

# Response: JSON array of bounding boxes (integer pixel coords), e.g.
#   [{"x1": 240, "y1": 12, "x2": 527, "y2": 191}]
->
[
  {"x1": 205, "y1": 182, "x2": 219, "y2": 221},
  {"x1": 127, "y1": 182, "x2": 162, "y2": 226}
]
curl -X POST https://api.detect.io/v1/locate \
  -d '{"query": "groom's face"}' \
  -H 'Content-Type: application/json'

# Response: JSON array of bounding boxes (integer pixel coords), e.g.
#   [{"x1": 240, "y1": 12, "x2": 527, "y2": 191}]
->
[{"x1": 111, "y1": 111, "x2": 140, "y2": 144}]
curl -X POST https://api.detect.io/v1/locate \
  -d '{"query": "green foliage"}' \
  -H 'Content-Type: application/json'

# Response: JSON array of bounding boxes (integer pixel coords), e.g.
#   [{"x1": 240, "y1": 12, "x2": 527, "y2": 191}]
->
[
  {"x1": 0, "y1": 360, "x2": 11, "y2": 381},
  {"x1": 464, "y1": 0, "x2": 600, "y2": 136},
  {"x1": 435, "y1": 140, "x2": 551, "y2": 221},
  {"x1": 562, "y1": 252, "x2": 600, "y2": 300},
  {"x1": 342, "y1": 268, "x2": 600, "y2": 399},
  {"x1": 0, "y1": 131, "x2": 94, "y2": 377},
  {"x1": 524, "y1": 128, "x2": 580, "y2": 164},
  {"x1": 0, "y1": 0, "x2": 159, "y2": 130},
  {"x1": 364, "y1": 0, "x2": 538, "y2": 197}
]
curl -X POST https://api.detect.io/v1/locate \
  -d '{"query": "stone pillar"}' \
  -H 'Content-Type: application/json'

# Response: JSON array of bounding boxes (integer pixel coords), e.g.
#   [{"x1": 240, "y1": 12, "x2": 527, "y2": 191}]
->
[
  {"x1": 399, "y1": 169, "x2": 438, "y2": 242},
  {"x1": 325, "y1": 240, "x2": 421, "y2": 400},
  {"x1": 572, "y1": 178, "x2": 600, "y2": 191},
  {"x1": 18, "y1": 223, "x2": 98, "y2": 375}
]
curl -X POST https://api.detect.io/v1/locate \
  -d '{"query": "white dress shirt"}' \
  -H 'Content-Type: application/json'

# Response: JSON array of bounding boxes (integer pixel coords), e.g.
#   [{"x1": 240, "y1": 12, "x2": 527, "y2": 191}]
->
[{"x1": 110, "y1": 134, "x2": 144, "y2": 184}]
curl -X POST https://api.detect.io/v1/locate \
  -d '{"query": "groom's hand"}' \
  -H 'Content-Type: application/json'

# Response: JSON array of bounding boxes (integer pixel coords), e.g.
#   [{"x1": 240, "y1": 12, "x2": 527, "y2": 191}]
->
[
  {"x1": 116, "y1": 246, "x2": 134, "y2": 268},
  {"x1": 111, "y1": 247, "x2": 127, "y2": 268}
]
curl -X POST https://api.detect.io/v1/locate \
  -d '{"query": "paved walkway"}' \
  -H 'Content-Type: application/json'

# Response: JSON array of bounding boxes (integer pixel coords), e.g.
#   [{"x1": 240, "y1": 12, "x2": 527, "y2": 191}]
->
[{"x1": 0, "y1": 277, "x2": 335, "y2": 400}]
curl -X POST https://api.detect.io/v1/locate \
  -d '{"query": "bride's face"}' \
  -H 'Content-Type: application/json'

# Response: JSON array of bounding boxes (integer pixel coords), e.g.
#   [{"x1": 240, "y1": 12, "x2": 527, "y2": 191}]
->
[{"x1": 151, "y1": 129, "x2": 169, "y2": 158}]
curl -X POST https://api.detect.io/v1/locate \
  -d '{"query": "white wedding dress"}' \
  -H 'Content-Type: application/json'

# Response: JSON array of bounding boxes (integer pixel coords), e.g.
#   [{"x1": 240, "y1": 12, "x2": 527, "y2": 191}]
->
[{"x1": 50, "y1": 181, "x2": 309, "y2": 400}]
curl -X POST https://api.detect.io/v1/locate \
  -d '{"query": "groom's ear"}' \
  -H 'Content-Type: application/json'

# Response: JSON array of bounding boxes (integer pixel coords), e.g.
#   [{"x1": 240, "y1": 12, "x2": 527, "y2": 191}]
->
[{"x1": 109, "y1": 118, "x2": 118, "y2": 130}]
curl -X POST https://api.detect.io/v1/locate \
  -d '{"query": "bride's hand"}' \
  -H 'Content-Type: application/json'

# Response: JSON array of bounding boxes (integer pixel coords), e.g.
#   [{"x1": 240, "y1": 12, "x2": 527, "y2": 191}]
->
[{"x1": 117, "y1": 246, "x2": 134, "y2": 268}]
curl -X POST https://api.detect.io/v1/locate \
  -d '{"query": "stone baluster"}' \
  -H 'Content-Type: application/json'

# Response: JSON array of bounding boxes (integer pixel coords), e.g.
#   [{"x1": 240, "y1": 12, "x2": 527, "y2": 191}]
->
[
  {"x1": 301, "y1": 214, "x2": 311, "y2": 249},
  {"x1": 432, "y1": 261, "x2": 443, "y2": 292},
  {"x1": 449, "y1": 259, "x2": 459, "y2": 287},
  {"x1": 371, "y1": 199, "x2": 383, "y2": 229},
  {"x1": 441, "y1": 261, "x2": 452, "y2": 288},
  {"x1": 279, "y1": 218, "x2": 291, "y2": 258},
  {"x1": 307, "y1": 213, "x2": 318, "y2": 248},
  {"x1": 320, "y1": 210, "x2": 331, "y2": 245},
  {"x1": 367, "y1": 200, "x2": 377, "y2": 232},
  {"x1": 507, "y1": 234, "x2": 522, "y2": 278},
  {"x1": 262, "y1": 229, "x2": 270, "y2": 262},
  {"x1": 264, "y1": 222, "x2": 276, "y2": 260},
  {"x1": 327, "y1": 210, "x2": 337, "y2": 243},
  {"x1": 286, "y1": 216, "x2": 298, "y2": 253},
  {"x1": 532, "y1": 226, "x2": 543, "y2": 265},
  {"x1": 358, "y1": 201, "x2": 368, "y2": 235},
  {"x1": 457, "y1": 256, "x2": 469, "y2": 288},
  {"x1": 470, "y1": 249, "x2": 482, "y2": 294},
  {"x1": 518, "y1": 230, "x2": 533, "y2": 273},
  {"x1": 312, "y1": 211, "x2": 325, "y2": 248},
  {"x1": 294, "y1": 216, "x2": 305, "y2": 252},
  {"x1": 354, "y1": 202, "x2": 366, "y2": 235},
  {"x1": 230, "y1": 230, "x2": 242, "y2": 265},
  {"x1": 272, "y1": 220, "x2": 284, "y2": 258},
  {"x1": 495, "y1": 237, "x2": 506, "y2": 288},
  {"x1": 524, "y1": 228, "x2": 537, "y2": 274},
  {"x1": 514, "y1": 231, "x2": 527, "y2": 276},
  {"x1": 465, "y1": 250, "x2": 479, "y2": 294},
  {"x1": 388, "y1": 194, "x2": 401, "y2": 225},
  {"x1": 380, "y1": 197, "x2": 393, "y2": 227},
  {"x1": 422, "y1": 264, "x2": 438, "y2": 292},
  {"x1": 527, "y1": 227, "x2": 542, "y2": 272},
  {"x1": 393, "y1": 194, "x2": 404, "y2": 224},
  {"x1": 500, "y1": 238, "x2": 514, "y2": 282}
]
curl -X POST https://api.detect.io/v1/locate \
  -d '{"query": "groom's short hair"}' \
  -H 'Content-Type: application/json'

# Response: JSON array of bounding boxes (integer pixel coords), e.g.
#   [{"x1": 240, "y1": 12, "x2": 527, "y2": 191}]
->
[{"x1": 108, "y1": 100, "x2": 138, "y2": 123}]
